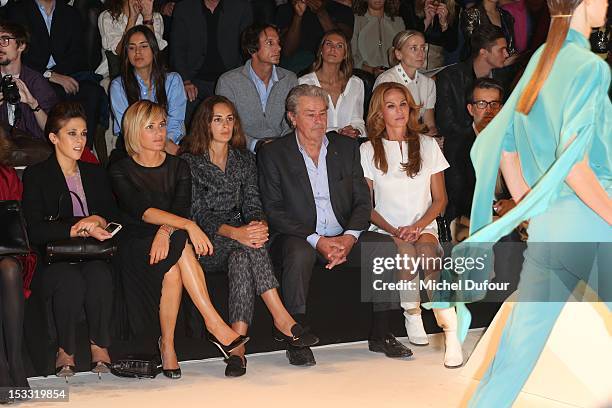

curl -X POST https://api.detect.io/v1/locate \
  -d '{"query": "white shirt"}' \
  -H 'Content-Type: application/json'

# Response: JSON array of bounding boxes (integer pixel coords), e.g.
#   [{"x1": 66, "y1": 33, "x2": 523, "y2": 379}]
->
[
  {"x1": 373, "y1": 64, "x2": 436, "y2": 121},
  {"x1": 96, "y1": 11, "x2": 167, "y2": 77},
  {"x1": 360, "y1": 135, "x2": 449, "y2": 235},
  {"x1": 298, "y1": 72, "x2": 366, "y2": 137}
]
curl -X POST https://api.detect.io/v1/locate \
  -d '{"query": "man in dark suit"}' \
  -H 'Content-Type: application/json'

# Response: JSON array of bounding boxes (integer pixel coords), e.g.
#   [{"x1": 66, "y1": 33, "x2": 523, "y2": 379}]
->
[
  {"x1": 6, "y1": 0, "x2": 105, "y2": 151},
  {"x1": 170, "y1": 0, "x2": 252, "y2": 122},
  {"x1": 258, "y1": 84, "x2": 410, "y2": 366}
]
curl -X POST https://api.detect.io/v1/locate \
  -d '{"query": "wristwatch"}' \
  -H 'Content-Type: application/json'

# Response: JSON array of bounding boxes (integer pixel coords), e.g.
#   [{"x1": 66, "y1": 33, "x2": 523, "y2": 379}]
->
[{"x1": 43, "y1": 70, "x2": 52, "y2": 79}]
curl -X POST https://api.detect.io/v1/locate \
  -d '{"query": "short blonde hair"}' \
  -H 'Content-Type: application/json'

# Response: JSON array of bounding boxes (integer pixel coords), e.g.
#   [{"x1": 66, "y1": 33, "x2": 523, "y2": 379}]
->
[{"x1": 122, "y1": 100, "x2": 167, "y2": 157}]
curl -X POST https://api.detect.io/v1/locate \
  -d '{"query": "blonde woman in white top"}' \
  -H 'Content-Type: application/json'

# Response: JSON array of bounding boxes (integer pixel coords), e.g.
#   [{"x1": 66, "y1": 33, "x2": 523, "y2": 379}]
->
[
  {"x1": 351, "y1": 0, "x2": 405, "y2": 77},
  {"x1": 373, "y1": 30, "x2": 437, "y2": 136},
  {"x1": 299, "y1": 30, "x2": 366, "y2": 138},
  {"x1": 97, "y1": 0, "x2": 167, "y2": 77},
  {"x1": 360, "y1": 82, "x2": 463, "y2": 368}
]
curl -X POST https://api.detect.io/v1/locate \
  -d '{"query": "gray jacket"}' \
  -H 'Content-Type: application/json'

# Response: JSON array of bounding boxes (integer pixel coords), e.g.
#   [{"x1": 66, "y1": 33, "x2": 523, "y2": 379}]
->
[{"x1": 216, "y1": 60, "x2": 298, "y2": 152}]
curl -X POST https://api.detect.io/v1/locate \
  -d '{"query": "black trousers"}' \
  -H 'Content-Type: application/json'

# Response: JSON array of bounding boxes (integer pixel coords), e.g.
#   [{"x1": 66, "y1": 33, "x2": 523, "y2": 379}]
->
[
  {"x1": 51, "y1": 80, "x2": 104, "y2": 148},
  {"x1": 269, "y1": 231, "x2": 399, "y2": 333},
  {"x1": 40, "y1": 260, "x2": 113, "y2": 355},
  {"x1": 185, "y1": 79, "x2": 216, "y2": 127}
]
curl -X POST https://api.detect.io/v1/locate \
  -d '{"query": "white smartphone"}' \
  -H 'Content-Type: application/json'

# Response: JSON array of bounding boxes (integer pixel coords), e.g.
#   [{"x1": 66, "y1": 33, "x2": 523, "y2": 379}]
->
[{"x1": 104, "y1": 222, "x2": 122, "y2": 237}]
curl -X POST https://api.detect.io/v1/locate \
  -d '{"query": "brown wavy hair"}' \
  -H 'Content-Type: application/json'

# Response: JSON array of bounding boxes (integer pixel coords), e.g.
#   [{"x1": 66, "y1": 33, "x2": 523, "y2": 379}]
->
[
  {"x1": 0, "y1": 131, "x2": 11, "y2": 165},
  {"x1": 311, "y1": 29, "x2": 354, "y2": 83},
  {"x1": 516, "y1": 0, "x2": 582, "y2": 114},
  {"x1": 353, "y1": 0, "x2": 400, "y2": 18},
  {"x1": 366, "y1": 82, "x2": 424, "y2": 177},
  {"x1": 180, "y1": 96, "x2": 246, "y2": 155}
]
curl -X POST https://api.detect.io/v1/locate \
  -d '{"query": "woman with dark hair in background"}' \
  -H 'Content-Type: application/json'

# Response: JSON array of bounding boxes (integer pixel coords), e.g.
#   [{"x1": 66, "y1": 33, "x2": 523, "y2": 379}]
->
[
  {"x1": 461, "y1": 0, "x2": 517, "y2": 60},
  {"x1": 400, "y1": 0, "x2": 460, "y2": 67},
  {"x1": 22, "y1": 102, "x2": 118, "y2": 379},
  {"x1": 299, "y1": 29, "x2": 366, "y2": 137},
  {"x1": 351, "y1": 0, "x2": 405, "y2": 76},
  {"x1": 98, "y1": 0, "x2": 167, "y2": 77},
  {"x1": 109, "y1": 25, "x2": 186, "y2": 158},
  {"x1": 0, "y1": 134, "x2": 29, "y2": 401},
  {"x1": 180, "y1": 96, "x2": 318, "y2": 377},
  {"x1": 110, "y1": 100, "x2": 249, "y2": 379}
]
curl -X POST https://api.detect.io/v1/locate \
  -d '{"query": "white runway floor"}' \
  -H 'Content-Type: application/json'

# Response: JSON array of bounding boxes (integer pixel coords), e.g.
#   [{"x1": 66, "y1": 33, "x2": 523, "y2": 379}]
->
[{"x1": 20, "y1": 329, "x2": 583, "y2": 408}]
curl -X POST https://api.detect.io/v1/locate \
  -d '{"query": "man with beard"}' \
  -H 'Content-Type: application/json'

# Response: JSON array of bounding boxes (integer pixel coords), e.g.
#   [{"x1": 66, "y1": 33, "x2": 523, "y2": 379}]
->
[
  {"x1": 216, "y1": 23, "x2": 297, "y2": 153},
  {"x1": 0, "y1": 20, "x2": 57, "y2": 140}
]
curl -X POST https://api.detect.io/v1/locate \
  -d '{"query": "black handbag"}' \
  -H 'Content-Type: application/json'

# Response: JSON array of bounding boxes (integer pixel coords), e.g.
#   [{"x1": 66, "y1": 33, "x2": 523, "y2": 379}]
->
[
  {"x1": 45, "y1": 191, "x2": 117, "y2": 263},
  {"x1": 110, "y1": 358, "x2": 161, "y2": 379},
  {"x1": 0, "y1": 200, "x2": 30, "y2": 255}
]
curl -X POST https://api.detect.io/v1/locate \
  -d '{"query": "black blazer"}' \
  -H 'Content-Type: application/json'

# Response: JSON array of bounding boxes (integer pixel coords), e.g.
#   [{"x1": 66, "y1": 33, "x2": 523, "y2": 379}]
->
[
  {"x1": 7, "y1": 0, "x2": 85, "y2": 74},
  {"x1": 169, "y1": 0, "x2": 252, "y2": 82},
  {"x1": 21, "y1": 155, "x2": 119, "y2": 246},
  {"x1": 257, "y1": 132, "x2": 371, "y2": 240}
]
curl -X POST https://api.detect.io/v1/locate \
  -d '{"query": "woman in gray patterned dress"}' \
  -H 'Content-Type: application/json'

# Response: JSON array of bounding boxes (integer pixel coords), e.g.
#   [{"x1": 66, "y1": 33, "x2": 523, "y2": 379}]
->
[{"x1": 180, "y1": 96, "x2": 319, "y2": 377}]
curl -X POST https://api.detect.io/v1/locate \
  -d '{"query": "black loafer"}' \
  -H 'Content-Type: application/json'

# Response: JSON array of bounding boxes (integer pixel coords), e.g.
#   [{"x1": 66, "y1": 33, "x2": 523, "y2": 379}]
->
[
  {"x1": 274, "y1": 324, "x2": 320, "y2": 348},
  {"x1": 285, "y1": 345, "x2": 316, "y2": 366},
  {"x1": 368, "y1": 334, "x2": 413, "y2": 358},
  {"x1": 224, "y1": 355, "x2": 247, "y2": 377}
]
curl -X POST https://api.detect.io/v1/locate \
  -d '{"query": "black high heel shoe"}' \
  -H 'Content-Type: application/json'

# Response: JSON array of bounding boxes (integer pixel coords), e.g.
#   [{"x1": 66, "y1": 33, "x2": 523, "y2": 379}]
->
[
  {"x1": 158, "y1": 337, "x2": 181, "y2": 379},
  {"x1": 206, "y1": 331, "x2": 249, "y2": 360},
  {"x1": 274, "y1": 323, "x2": 319, "y2": 348}
]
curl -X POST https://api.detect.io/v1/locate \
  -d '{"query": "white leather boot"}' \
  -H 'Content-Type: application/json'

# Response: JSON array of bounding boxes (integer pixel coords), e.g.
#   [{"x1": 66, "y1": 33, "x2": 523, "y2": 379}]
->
[
  {"x1": 401, "y1": 302, "x2": 429, "y2": 346},
  {"x1": 433, "y1": 307, "x2": 463, "y2": 368}
]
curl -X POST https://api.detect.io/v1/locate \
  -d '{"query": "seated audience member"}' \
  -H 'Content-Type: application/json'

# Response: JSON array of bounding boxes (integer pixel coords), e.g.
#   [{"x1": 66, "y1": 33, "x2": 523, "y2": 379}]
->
[
  {"x1": 461, "y1": 0, "x2": 517, "y2": 60},
  {"x1": 258, "y1": 84, "x2": 410, "y2": 366},
  {"x1": 6, "y1": 0, "x2": 105, "y2": 150},
  {"x1": 109, "y1": 25, "x2": 186, "y2": 159},
  {"x1": 0, "y1": 20, "x2": 58, "y2": 140},
  {"x1": 98, "y1": 0, "x2": 167, "y2": 78},
  {"x1": 399, "y1": 0, "x2": 460, "y2": 68},
  {"x1": 170, "y1": 0, "x2": 253, "y2": 122},
  {"x1": 351, "y1": 0, "x2": 405, "y2": 77},
  {"x1": 499, "y1": 0, "x2": 530, "y2": 53},
  {"x1": 299, "y1": 29, "x2": 366, "y2": 138},
  {"x1": 361, "y1": 82, "x2": 463, "y2": 368},
  {"x1": 109, "y1": 100, "x2": 248, "y2": 379},
  {"x1": 21, "y1": 102, "x2": 117, "y2": 379},
  {"x1": 374, "y1": 30, "x2": 437, "y2": 135},
  {"x1": 275, "y1": 0, "x2": 354, "y2": 73},
  {"x1": 435, "y1": 25, "x2": 509, "y2": 170},
  {"x1": 0, "y1": 135, "x2": 29, "y2": 400},
  {"x1": 180, "y1": 96, "x2": 319, "y2": 377},
  {"x1": 216, "y1": 23, "x2": 296, "y2": 153}
]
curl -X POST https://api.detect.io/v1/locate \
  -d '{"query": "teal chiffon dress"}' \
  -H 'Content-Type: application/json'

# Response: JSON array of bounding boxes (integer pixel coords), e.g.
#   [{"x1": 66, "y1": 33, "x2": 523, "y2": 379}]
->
[{"x1": 427, "y1": 29, "x2": 611, "y2": 407}]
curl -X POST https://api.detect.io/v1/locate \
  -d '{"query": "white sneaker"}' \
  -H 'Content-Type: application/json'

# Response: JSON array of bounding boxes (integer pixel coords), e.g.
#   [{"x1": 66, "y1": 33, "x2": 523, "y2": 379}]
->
[
  {"x1": 443, "y1": 330, "x2": 463, "y2": 368},
  {"x1": 403, "y1": 312, "x2": 429, "y2": 346}
]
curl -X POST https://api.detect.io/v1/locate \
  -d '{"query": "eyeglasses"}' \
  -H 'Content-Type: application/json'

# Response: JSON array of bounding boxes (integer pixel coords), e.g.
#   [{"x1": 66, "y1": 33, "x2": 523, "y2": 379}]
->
[
  {"x1": 0, "y1": 37, "x2": 16, "y2": 47},
  {"x1": 472, "y1": 100, "x2": 502, "y2": 110},
  {"x1": 406, "y1": 45, "x2": 428, "y2": 54}
]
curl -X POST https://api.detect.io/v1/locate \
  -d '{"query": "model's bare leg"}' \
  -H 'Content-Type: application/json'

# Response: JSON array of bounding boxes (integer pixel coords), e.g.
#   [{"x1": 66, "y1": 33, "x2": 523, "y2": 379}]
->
[
  {"x1": 176, "y1": 244, "x2": 240, "y2": 345},
  {"x1": 260, "y1": 288, "x2": 296, "y2": 336},
  {"x1": 159, "y1": 265, "x2": 182, "y2": 369}
]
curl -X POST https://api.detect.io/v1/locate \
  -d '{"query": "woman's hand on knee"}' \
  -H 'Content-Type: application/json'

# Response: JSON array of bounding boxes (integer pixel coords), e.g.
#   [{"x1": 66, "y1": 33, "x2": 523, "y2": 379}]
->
[
  {"x1": 397, "y1": 225, "x2": 421, "y2": 242},
  {"x1": 150, "y1": 229, "x2": 170, "y2": 265},
  {"x1": 186, "y1": 222, "x2": 213, "y2": 256}
]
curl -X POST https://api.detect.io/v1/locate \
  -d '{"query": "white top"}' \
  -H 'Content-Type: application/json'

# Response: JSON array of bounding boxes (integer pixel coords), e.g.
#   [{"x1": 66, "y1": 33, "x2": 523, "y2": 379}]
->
[
  {"x1": 351, "y1": 13, "x2": 405, "y2": 69},
  {"x1": 95, "y1": 11, "x2": 167, "y2": 77},
  {"x1": 373, "y1": 64, "x2": 436, "y2": 121},
  {"x1": 360, "y1": 135, "x2": 449, "y2": 235},
  {"x1": 298, "y1": 72, "x2": 366, "y2": 137}
]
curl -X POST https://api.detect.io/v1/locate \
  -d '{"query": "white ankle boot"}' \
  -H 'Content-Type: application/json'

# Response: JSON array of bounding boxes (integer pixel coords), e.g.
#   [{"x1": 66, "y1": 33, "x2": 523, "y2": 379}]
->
[
  {"x1": 403, "y1": 311, "x2": 429, "y2": 346},
  {"x1": 433, "y1": 307, "x2": 463, "y2": 368}
]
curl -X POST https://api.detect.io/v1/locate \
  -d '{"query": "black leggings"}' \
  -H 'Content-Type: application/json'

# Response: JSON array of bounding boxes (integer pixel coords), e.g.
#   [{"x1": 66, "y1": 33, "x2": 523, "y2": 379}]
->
[
  {"x1": 40, "y1": 261, "x2": 113, "y2": 356},
  {"x1": 0, "y1": 256, "x2": 27, "y2": 388}
]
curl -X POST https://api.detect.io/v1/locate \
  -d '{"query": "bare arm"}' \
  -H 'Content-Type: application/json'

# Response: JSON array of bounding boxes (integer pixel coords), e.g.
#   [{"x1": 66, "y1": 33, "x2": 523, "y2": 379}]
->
[
  {"x1": 500, "y1": 150, "x2": 530, "y2": 203},
  {"x1": 566, "y1": 156, "x2": 612, "y2": 224},
  {"x1": 412, "y1": 171, "x2": 447, "y2": 229},
  {"x1": 365, "y1": 178, "x2": 399, "y2": 236},
  {"x1": 423, "y1": 109, "x2": 437, "y2": 135},
  {"x1": 142, "y1": 207, "x2": 194, "y2": 230}
]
